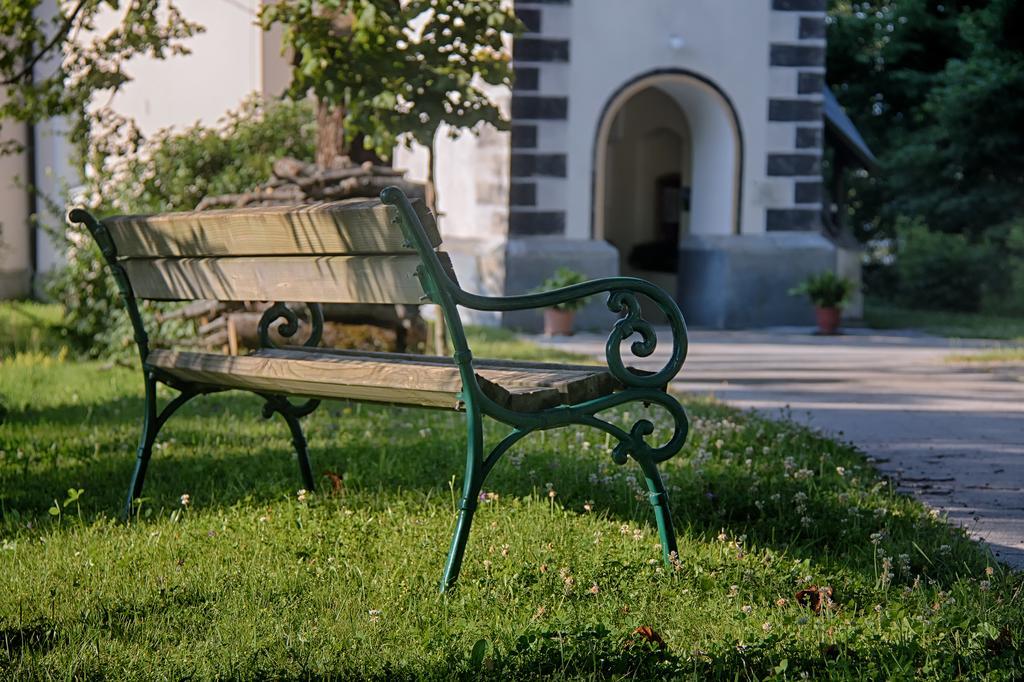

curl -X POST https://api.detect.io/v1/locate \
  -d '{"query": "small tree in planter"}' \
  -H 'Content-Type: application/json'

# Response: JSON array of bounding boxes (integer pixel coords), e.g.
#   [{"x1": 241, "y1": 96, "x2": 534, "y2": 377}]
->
[
  {"x1": 533, "y1": 268, "x2": 589, "y2": 336},
  {"x1": 788, "y1": 271, "x2": 856, "y2": 335}
]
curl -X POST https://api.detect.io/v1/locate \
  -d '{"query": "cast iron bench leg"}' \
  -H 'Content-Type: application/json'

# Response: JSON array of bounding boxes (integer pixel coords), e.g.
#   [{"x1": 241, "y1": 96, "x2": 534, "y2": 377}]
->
[
  {"x1": 124, "y1": 373, "x2": 201, "y2": 520},
  {"x1": 262, "y1": 396, "x2": 321, "y2": 492},
  {"x1": 637, "y1": 457, "x2": 679, "y2": 562},
  {"x1": 440, "y1": 409, "x2": 485, "y2": 592}
]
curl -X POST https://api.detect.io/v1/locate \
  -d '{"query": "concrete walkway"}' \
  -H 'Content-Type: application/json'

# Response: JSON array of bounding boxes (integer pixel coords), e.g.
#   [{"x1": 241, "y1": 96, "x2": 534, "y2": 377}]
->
[{"x1": 535, "y1": 327, "x2": 1024, "y2": 568}]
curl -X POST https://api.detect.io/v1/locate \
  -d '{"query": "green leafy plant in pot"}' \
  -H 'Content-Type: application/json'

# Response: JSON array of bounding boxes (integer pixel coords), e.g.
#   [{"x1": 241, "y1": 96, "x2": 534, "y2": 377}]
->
[
  {"x1": 533, "y1": 267, "x2": 589, "y2": 336},
  {"x1": 788, "y1": 271, "x2": 855, "y2": 335}
]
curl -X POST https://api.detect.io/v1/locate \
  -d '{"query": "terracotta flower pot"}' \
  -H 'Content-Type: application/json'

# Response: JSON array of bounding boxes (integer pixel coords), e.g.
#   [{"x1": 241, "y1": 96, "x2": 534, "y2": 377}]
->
[
  {"x1": 815, "y1": 306, "x2": 842, "y2": 335},
  {"x1": 544, "y1": 308, "x2": 576, "y2": 336}
]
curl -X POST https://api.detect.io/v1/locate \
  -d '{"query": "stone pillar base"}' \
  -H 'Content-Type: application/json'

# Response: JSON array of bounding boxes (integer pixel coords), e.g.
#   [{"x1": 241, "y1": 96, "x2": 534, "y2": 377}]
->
[
  {"x1": 503, "y1": 237, "x2": 619, "y2": 332},
  {"x1": 677, "y1": 233, "x2": 839, "y2": 328},
  {"x1": 452, "y1": 236, "x2": 617, "y2": 333}
]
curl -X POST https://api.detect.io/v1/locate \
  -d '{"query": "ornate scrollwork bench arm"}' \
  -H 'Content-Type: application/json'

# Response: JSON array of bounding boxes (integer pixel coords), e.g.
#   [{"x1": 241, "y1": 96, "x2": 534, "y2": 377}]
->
[
  {"x1": 382, "y1": 186, "x2": 690, "y2": 590},
  {"x1": 449, "y1": 280, "x2": 691, "y2": 580},
  {"x1": 452, "y1": 276, "x2": 689, "y2": 391}
]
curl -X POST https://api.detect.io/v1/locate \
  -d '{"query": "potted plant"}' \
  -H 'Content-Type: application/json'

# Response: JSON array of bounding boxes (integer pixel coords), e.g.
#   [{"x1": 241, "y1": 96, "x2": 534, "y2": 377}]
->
[
  {"x1": 788, "y1": 271, "x2": 855, "y2": 335},
  {"x1": 533, "y1": 267, "x2": 589, "y2": 336}
]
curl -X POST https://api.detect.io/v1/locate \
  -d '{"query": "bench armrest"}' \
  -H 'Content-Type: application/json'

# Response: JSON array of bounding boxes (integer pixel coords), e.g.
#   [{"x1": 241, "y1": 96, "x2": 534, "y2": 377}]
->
[
  {"x1": 381, "y1": 186, "x2": 686, "y2": 389},
  {"x1": 453, "y1": 278, "x2": 688, "y2": 390}
]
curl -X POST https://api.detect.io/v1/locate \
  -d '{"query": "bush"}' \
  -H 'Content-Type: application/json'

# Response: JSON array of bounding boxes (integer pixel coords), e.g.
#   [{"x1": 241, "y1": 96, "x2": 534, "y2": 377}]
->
[
  {"x1": 788, "y1": 270, "x2": 855, "y2": 309},
  {"x1": 981, "y1": 220, "x2": 1024, "y2": 315},
  {"x1": 91, "y1": 95, "x2": 316, "y2": 214},
  {"x1": 49, "y1": 96, "x2": 316, "y2": 357},
  {"x1": 532, "y1": 268, "x2": 590, "y2": 311},
  {"x1": 893, "y1": 218, "x2": 989, "y2": 312}
]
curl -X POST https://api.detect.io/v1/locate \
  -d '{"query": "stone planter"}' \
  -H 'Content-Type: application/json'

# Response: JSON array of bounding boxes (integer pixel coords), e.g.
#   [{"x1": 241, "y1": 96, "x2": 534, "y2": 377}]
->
[{"x1": 543, "y1": 308, "x2": 576, "y2": 336}]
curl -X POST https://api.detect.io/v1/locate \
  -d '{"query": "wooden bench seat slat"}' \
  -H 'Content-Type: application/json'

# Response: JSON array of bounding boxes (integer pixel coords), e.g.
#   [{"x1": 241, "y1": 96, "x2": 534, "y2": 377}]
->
[
  {"x1": 146, "y1": 348, "x2": 620, "y2": 412},
  {"x1": 105, "y1": 198, "x2": 439, "y2": 257},
  {"x1": 276, "y1": 346, "x2": 618, "y2": 404},
  {"x1": 124, "y1": 253, "x2": 456, "y2": 304}
]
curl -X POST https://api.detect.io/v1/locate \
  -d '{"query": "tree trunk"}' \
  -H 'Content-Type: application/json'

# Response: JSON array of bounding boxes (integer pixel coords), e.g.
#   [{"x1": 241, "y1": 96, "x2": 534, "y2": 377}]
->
[
  {"x1": 316, "y1": 99, "x2": 346, "y2": 169},
  {"x1": 425, "y1": 141, "x2": 438, "y2": 214},
  {"x1": 425, "y1": 139, "x2": 447, "y2": 356}
]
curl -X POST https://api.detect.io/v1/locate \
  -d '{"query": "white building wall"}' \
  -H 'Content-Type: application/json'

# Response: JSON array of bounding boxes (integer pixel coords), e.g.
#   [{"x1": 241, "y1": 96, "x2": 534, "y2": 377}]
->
[
  {"x1": 24, "y1": 0, "x2": 289, "y2": 288},
  {"x1": 95, "y1": 0, "x2": 265, "y2": 135},
  {"x1": 394, "y1": 84, "x2": 512, "y2": 242},
  {"x1": 0, "y1": 93, "x2": 31, "y2": 298}
]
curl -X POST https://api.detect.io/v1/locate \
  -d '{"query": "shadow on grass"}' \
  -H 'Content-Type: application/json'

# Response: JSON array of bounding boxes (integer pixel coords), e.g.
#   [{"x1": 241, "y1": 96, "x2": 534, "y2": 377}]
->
[{"x1": 2, "y1": 384, "x2": 990, "y2": 599}]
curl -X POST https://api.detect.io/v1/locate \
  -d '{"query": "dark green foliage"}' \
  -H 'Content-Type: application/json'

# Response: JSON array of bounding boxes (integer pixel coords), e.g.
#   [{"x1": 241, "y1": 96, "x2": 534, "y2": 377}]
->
[
  {"x1": 533, "y1": 268, "x2": 590, "y2": 312},
  {"x1": 887, "y1": 0, "x2": 1024, "y2": 237},
  {"x1": 827, "y1": 0, "x2": 1024, "y2": 240},
  {"x1": 788, "y1": 271, "x2": 856, "y2": 309},
  {"x1": 981, "y1": 221, "x2": 1024, "y2": 315},
  {"x1": 259, "y1": 0, "x2": 520, "y2": 161},
  {"x1": 829, "y1": 0, "x2": 1024, "y2": 318},
  {"x1": 893, "y1": 218, "x2": 989, "y2": 311}
]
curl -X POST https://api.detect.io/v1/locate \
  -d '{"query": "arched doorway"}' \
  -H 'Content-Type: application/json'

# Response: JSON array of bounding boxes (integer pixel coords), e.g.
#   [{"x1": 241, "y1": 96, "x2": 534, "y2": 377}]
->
[
  {"x1": 593, "y1": 71, "x2": 743, "y2": 316},
  {"x1": 601, "y1": 87, "x2": 691, "y2": 301}
]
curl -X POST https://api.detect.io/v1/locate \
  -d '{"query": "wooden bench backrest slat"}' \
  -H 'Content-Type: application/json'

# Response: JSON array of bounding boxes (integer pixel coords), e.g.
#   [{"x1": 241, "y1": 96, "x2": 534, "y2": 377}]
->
[
  {"x1": 105, "y1": 198, "x2": 439, "y2": 258},
  {"x1": 124, "y1": 254, "x2": 454, "y2": 304}
]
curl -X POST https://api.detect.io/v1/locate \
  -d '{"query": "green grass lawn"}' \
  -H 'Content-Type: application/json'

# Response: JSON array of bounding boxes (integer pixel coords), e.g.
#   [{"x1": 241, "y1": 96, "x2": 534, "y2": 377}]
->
[
  {"x1": 865, "y1": 300, "x2": 1024, "y2": 341},
  {"x1": 1, "y1": 305, "x2": 1022, "y2": 679},
  {"x1": 462, "y1": 325, "x2": 595, "y2": 364},
  {"x1": 947, "y1": 347, "x2": 1024, "y2": 364}
]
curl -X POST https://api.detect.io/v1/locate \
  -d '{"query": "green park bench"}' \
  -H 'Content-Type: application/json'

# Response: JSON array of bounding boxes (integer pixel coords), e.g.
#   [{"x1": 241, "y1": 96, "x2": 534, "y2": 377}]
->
[{"x1": 68, "y1": 187, "x2": 690, "y2": 591}]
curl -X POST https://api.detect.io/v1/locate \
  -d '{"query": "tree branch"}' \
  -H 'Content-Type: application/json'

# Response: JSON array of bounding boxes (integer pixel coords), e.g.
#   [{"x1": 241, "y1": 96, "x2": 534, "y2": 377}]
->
[{"x1": 0, "y1": 0, "x2": 91, "y2": 86}]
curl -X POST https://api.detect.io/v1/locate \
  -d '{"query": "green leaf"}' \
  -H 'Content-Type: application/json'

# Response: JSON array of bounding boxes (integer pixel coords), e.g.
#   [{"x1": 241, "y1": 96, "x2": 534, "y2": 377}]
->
[{"x1": 469, "y1": 638, "x2": 488, "y2": 669}]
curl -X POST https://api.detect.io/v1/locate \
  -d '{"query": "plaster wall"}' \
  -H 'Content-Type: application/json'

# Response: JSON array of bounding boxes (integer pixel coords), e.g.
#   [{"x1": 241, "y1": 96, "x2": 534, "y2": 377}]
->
[
  {"x1": 95, "y1": 0, "x2": 266, "y2": 135},
  {"x1": 0, "y1": 93, "x2": 30, "y2": 298},
  {"x1": 27, "y1": 1, "x2": 291, "y2": 283},
  {"x1": 85, "y1": 1, "x2": 296, "y2": 134},
  {"x1": 394, "y1": 108, "x2": 512, "y2": 243}
]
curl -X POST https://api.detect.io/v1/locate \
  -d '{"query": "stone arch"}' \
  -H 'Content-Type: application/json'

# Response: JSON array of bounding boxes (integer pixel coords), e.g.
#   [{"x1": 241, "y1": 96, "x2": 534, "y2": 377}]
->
[{"x1": 592, "y1": 69, "x2": 744, "y2": 242}]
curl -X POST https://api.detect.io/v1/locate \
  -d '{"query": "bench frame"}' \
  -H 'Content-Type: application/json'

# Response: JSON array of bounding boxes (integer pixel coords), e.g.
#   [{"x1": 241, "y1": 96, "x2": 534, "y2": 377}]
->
[{"x1": 69, "y1": 187, "x2": 689, "y2": 592}]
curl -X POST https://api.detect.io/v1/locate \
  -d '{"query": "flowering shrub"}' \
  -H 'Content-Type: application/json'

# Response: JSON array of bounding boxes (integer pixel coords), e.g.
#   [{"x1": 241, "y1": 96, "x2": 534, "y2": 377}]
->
[{"x1": 48, "y1": 97, "x2": 316, "y2": 357}]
